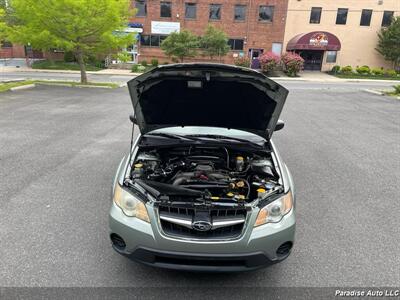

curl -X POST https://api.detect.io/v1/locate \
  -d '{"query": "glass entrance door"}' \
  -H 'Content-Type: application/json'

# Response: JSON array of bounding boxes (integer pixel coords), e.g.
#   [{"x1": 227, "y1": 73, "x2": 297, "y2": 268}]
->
[{"x1": 299, "y1": 50, "x2": 324, "y2": 71}]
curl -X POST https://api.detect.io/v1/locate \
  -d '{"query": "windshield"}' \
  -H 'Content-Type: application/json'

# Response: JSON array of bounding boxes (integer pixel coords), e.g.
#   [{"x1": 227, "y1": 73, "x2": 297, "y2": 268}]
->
[{"x1": 147, "y1": 126, "x2": 266, "y2": 143}]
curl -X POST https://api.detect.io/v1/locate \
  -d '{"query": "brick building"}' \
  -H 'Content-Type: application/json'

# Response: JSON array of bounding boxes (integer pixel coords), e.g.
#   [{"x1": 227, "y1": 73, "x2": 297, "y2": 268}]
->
[
  {"x1": 3, "y1": 0, "x2": 397, "y2": 70},
  {"x1": 0, "y1": 42, "x2": 62, "y2": 60},
  {"x1": 128, "y1": 0, "x2": 289, "y2": 64},
  {"x1": 0, "y1": 42, "x2": 26, "y2": 59}
]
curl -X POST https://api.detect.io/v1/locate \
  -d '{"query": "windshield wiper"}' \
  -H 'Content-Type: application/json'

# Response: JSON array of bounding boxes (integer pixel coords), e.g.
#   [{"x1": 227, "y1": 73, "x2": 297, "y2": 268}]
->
[
  {"x1": 145, "y1": 133, "x2": 263, "y2": 148},
  {"x1": 145, "y1": 132, "x2": 197, "y2": 141},
  {"x1": 186, "y1": 134, "x2": 263, "y2": 145}
]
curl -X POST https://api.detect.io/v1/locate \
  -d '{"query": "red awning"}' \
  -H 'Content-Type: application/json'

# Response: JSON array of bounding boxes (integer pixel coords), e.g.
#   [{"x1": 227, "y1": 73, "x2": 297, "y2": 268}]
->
[{"x1": 287, "y1": 31, "x2": 341, "y2": 51}]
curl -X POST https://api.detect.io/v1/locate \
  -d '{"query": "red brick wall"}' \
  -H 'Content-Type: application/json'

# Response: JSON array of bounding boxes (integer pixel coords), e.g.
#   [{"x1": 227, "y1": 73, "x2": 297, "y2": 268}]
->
[
  {"x1": 0, "y1": 44, "x2": 54, "y2": 60},
  {"x1": 130, "y1": 0, "x2": 288, "y2": 63},
  {"x1": 43, "y1": 51, "x2": 64, "y2": 61},
  {"x1": 0, "y1": 48, "x2": 13, "y2": 58},
  {"x1": 0, "y1": 45, "x2": 26, "y2": 58}
]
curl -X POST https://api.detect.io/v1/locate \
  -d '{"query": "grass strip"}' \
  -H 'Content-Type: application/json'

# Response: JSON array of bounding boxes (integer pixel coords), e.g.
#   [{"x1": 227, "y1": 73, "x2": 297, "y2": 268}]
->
[{"x1": 0, "y1": 80, "x2": 119, "y2": 92}]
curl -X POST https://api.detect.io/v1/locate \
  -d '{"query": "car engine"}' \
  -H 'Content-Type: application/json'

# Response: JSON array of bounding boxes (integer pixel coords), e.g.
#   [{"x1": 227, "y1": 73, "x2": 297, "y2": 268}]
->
[{"x1": 130, "y1": 146, "x2": 281, "y2": 203}]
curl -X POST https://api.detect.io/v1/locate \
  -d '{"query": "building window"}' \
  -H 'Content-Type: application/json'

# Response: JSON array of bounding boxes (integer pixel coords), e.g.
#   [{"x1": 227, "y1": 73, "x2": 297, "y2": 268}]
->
[
  {"x1": 336, "y1": 8, "x2": 348, "y2": 25},
  {"x1": 209, "y1": 4, "x2": 221, "y2": 20},
  {"x1": 259, "y1": 6, "x2": 274, "y2": 22},
  {"x1": 140, "y1": 35, "x2": 150, "y2": 46},
  {"x1": 234, "y1": 5, "x2": 246, "y2": 21},
  {"x1": 160, "y1": 1, "x2": 172, "y2": 18},
  {"x1": 140, "y1": 34, "x2": 167, "y2": 47},
  {"x1": 150, "y1": 35, "x2": 160, "y2": 46},
  {"x1": 135, "y1": 0, "x2": 147, "y2": 17},
  {"x1": 360, "y1": 9, "x2": 372, "y2": 26},
  {"x1": 326, "y1": 51, "x2": 337, "y2": 63},
  {"x1": 382, "y1": 11, "x2": 394, "y2": 27},
  {"x1": 309, "y1": 7, "x2": 322, "y2": 24},
  {"x1": 271, "y1": 43, "x2": 282, "y2": 55},
  {"x1": 228, "y1": 39, "x2": 244, "y2": 50},
  {"x1": 160, "y1": 35, "x2": 168, "y2": 45},
  {"x1": 185, "y1": 3, "x2": 196, "y2": 19}
]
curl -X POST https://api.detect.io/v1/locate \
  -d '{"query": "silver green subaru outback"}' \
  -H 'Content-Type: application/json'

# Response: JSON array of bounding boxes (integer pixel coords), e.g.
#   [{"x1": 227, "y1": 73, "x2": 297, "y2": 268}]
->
[{"x1": 109, "y1": 63, "x2": 295, "y2": 271}]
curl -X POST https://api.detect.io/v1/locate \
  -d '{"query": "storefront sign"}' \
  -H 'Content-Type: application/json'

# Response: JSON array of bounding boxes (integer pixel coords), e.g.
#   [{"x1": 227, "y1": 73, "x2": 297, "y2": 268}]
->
[
  {"x1": 151, "y1": 21, "x2": 180, "y2": 34},
  {"x1": 128, "y1": 23, "x2": 143, "y2": 28},
  {"x1": 309, "y1": 33, "x2": 328, "y2": 47},
  {"x1": 125, "y1": 27, "x2": 143, "y2": 33}
]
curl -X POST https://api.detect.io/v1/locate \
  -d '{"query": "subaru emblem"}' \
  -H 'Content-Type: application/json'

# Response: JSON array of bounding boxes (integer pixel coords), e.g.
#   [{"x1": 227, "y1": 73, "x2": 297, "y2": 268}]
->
[{"x1": 192, "y1": 221, "x2": 212, "y2": 231}]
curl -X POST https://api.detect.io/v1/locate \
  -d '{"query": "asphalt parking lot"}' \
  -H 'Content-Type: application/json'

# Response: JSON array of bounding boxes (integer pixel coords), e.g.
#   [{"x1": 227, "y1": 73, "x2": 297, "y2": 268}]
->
[{"x1": 0, "y1": 83, "x2": 399, "y2": 288}]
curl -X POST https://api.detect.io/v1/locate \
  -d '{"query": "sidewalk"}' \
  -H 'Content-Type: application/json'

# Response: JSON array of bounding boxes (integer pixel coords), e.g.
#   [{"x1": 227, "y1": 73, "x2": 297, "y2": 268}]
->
[
  {"x1": 1, "y1": 65, "x2": 399, "y2": 83},
  {"x1": 0, "y1": 66, "x2": 136, "y2": 75}
]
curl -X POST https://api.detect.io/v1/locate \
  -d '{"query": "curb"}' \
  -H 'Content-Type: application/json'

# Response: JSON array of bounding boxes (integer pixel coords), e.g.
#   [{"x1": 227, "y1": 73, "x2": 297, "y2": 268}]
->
[
  {"x1": 35, "y1": 82, "x2": 114, "y2": 89},
  {"x1": 344, "y1": 79, "x2": 400, "y2": 84},
  {"x1": 0, "y1": 78, "x2": 26, "y2": 83},
  {"x1": 2, "y1": 67, "x2": 136, "y2": 76},
  {"x1": 10, "y1": 84, "x2": 36, "y2": 91},
  {"x1": 272, "y1": 77, "x2": 309, "y2": 82}
]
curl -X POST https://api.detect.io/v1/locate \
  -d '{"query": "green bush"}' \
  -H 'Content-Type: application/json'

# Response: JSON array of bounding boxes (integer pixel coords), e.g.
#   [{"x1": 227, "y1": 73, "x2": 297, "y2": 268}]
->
[
  {"x1": 385, "y1": 69, "x2": 397, "y2": 77},
  {"x1": 137, "y1": 65, "x2": 146, "y2": 72},
  {"x1": 31, "y1": 60, "x2": 102, "y2": 71},
  {"x1": 234, "y1": 57, "x2": 251, "y2": 68},
  {"x1": 131, "y1": 64, "x2": 139, "y2": 72},
  {"x1": 93, "y1": 61, "x2": 105, "y2": 69},
  {"x1": 331, "y1": 65, "x2": 340, "y2": 74},
  {"x1": 150, "y1": 59, "x2": 159, "y2": 67},
  {"x1": 371, "y1": 68, "x2": 384, "y2": 76},
  {"x1": 356, "y1": 65, "x2": 371, "y2": 75},
  {"x1": 393, "y1": 85, "x2": 400, "y2": 94},
  {"x1": 140, "y1": 60, "x2": 148, "y2": 67},
  {"x1": 341, "y1": 65, "x2": 353, "y2": 74},
  {"x1": 117, "y1": 51, "x2": 130, "y2": 63},
  {"x1": 86, "y1": 56, "x2": 105, "y2": 69},
  {"x1": 64, "y1": 51, "x2": 76, "y2": 62}
]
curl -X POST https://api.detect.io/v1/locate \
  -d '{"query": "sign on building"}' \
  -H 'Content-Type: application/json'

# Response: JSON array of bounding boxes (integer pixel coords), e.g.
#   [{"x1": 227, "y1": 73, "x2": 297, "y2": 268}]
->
[
  {"x1": 151, "y1": 21, "x2": 180, "y2": 34},
  {"x1": 309, "y1": 33, "x2": 328, "y2": 47}
]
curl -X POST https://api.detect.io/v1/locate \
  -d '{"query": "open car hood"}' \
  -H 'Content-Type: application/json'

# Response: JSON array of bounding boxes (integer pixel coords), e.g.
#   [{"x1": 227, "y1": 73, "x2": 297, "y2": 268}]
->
[{"x1": 127, "y1": 63, "x2": 289, "y2": 139}]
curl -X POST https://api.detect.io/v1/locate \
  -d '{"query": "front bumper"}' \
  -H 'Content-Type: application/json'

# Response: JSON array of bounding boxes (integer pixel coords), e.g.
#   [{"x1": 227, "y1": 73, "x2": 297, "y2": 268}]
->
[
  {"x1": 114, "y1": 246, "x2": 283, "y2": 272},
  {"x1": 109, "y1": 203, "x2": 295, "y2": 271}
]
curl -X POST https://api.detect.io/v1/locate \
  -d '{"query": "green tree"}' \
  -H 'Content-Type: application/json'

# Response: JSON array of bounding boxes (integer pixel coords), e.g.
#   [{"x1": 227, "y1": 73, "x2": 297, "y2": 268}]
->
[
  {"x1": 376, "y1": 16, "x2": 400, "y2": 68},
  {"x1": 1, "y1": 0, "x2": 18, "y2": 26},
  {"x1": 8, "y1": 0, "x2": 135, "y2": 83},
  {"x1": 200, "y1": 25, "x2": 230, "y2": 62},
  {"x1": 0, "y1": 8, "x2": 6, "y2": 41},
  {"x1": 161, "y1": 30, "x2": 199, "y2": 63}
]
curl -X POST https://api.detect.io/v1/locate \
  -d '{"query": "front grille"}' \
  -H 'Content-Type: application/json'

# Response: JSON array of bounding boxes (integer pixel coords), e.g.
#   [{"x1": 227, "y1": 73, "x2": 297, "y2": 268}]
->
[
  {"x1": 154, "y1": 255, "x2": 246, "y2": 267},
  {"x1": 158, "y1": 204, "x2": 247, "y2": 239}
]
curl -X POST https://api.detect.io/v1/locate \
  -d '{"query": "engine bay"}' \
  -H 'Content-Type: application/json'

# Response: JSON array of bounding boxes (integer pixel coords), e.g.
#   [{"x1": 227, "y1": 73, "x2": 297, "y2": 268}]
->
[{"x1": 129, "y1": 145, "x2": 282, "y2": 203}]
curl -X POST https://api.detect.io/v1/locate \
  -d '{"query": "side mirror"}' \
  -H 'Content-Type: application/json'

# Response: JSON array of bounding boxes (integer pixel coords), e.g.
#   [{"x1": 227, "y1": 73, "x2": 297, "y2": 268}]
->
[
  {"x1": 129, "y1": 114, "x2": 137, "y2": 124},
  {"x1": 274, "y1": 120, "x2": 285, "y2": 131}
]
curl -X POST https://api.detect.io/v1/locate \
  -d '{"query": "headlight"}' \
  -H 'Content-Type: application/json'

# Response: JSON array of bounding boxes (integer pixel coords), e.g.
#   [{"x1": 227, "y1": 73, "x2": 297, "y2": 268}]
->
[
  {"x1": 113, "y1": 184, "x2": 150, "y2": 222},
  {"x1": 254, "y1": 191, "x2": 293, "y2": 227}
]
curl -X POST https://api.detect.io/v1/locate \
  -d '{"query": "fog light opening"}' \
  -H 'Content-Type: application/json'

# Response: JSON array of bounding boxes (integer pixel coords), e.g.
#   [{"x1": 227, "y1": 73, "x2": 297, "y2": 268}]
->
[
  {"x1": 110, "y1": 233, "x2": 126, "y2": 250},
  {"x1": 276, "y1": 242, "x2": 293, "y2": 257}
]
